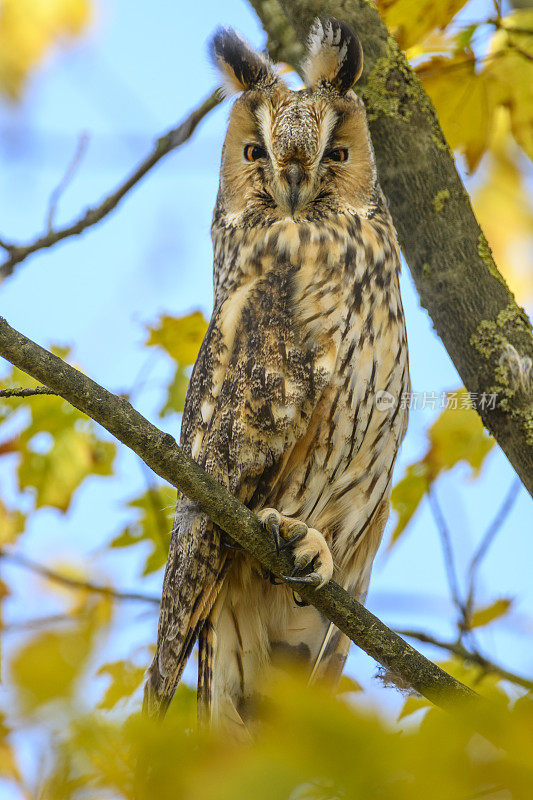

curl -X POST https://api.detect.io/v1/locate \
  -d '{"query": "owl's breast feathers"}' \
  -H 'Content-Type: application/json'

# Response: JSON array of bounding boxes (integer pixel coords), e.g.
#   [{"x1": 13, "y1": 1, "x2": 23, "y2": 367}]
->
[
  {"x1": 145, "y1": 200, "x2": 409, "y2": 713},
  {"x1": 205, "y1": 203, "x2": 409, "y2": 570}
]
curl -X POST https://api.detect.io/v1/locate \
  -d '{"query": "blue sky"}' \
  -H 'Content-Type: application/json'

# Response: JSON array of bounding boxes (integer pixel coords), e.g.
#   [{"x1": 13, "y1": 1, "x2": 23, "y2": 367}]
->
[{"x1": 0, "y1": 1, "x2": 531, "y2": 785}]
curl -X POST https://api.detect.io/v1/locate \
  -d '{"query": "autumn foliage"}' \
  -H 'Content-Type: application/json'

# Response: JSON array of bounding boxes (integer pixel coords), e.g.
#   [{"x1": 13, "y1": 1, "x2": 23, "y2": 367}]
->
[{"x1": 0, "y1": 1, "x2": 532, "y2": 798}]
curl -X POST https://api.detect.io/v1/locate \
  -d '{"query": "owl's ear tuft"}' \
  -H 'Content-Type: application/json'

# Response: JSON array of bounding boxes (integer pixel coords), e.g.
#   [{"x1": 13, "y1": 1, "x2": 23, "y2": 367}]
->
[
  {"x1": 303, "y1": 17, "x2": 363, "y2": 94},
  {"x1": 211, "y1": 28, "x2": 278, "y2": 97}
]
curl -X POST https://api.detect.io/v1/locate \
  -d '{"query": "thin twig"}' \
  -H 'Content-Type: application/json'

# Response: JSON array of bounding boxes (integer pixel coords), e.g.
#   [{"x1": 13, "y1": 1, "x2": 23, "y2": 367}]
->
[
  {"x1": 1, "y1": 613, "x2": 72, "y2": 632},
  {"x1": 0, "y1": 90, "x2": 220, "y2": 281},
  {"x1": 46, "y1": 132, "x2": 90, "y2": 233},
  {"x1": 397, "y1": 628, "x2": 533, "y2": 692},
  {"x1": 0, "y1": 386, "x2": 58, "y2": 398},
  {"x1": 463, "y1": 479, "x2": 522, "y2": 627},
  {"x1": 0, "y1": 547, "x2": 159, "y2": 605},
  {"x1": 427, "y1": 485, "x2": 466, "y2": 620}
]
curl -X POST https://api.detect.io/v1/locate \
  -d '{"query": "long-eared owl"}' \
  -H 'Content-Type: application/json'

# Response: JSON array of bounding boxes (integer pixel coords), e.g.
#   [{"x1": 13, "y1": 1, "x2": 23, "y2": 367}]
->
[{"x1": 145, "y1": 17, "x2": 409, "y2": 733}]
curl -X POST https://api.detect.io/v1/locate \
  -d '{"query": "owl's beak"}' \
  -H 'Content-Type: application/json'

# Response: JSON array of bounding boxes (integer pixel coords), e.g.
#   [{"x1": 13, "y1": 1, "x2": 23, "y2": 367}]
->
[{"x1": 284, "y1": 163, "x2": 304, "y2": 216}]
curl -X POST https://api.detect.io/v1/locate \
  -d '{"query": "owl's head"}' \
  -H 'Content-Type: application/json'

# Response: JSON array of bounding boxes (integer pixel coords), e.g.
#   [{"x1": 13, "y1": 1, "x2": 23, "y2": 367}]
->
[{"x1": 211, "y1": 18, "x2": 376, "y2": 224}]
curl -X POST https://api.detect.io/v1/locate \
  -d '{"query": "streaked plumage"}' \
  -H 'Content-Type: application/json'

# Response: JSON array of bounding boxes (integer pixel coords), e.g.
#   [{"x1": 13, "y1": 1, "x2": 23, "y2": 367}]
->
[{"x1": 145, "y1": 17, "x2": 409, "y2": 733}]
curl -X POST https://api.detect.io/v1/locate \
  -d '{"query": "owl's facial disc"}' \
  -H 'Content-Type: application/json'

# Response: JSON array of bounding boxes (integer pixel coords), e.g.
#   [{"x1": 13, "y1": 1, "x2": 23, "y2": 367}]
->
[
  {"x1": 251, "y1": 94, "x2": 338, "y2": 217},
  {"x1": 219, "y1": 86, "x2": 376, "y2": 223}
]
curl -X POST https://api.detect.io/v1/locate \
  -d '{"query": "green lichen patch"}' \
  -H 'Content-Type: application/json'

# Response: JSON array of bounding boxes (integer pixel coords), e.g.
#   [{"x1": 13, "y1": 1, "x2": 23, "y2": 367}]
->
[
  {"x1": 470, "y1": 304, "x2": 533, "y2": 439},
  {"x1": 471, "y1": 304, "x2": 531, "y2": 362},
  {"x1": 432, "y1": 189, "x2": 450, "y2": 213},
  {"x1": 477, "y1": 233, "x2": 507, "y2": 288},
  {"x1": 431, "y1": 131, "x2": 449, "y2": 152},
  {"x1": 360, "y1": 36, "x2": 425, "y2": 122}
]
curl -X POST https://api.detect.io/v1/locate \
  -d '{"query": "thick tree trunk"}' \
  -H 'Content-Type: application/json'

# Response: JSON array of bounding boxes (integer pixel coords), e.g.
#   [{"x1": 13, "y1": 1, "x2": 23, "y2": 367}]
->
[{"x1": 250, "y1": 0, "x2": 533, "y2": 497}]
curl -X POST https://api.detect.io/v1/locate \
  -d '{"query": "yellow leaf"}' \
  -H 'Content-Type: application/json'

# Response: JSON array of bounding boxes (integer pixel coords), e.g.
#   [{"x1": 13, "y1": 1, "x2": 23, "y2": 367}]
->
[
  {"x1": 146, "y1": 311, "x2": 208, "y2": 366},
  {"x1": 485, "y1": 10, "x2": 533, "y2": 160},
  {"x1": 336, "y1": 674, "x2": 362, "y2": 695},
  {"x1": 377, "y1": 0, "x2": 469, "y2": 50},
  {"x1": 389, "y1": 464, "x2": 429, "y2": 546},
  {"x1": 417, "y1": 55, "x2": 493, "y2": 171},
  {"x1": 11, "y1": 618, "x2": 95, "y2": 708},
  {"x1": 473, "y1": 117, "x2": 533, "y2": 305},
  {"x1": 97, "y1": 660, "x2": 146, "y2": 710},
  {"x1": 397, "y1": 694, "x2": 431, "y2": 721},
  {"x1": 1, "y1": 355, "x2": 116, "y2": 511},
  {"x1": 0, "y1": 499, "x2": 25, "y2": 545},
  {"x1": 0, "y1": 0, "x2": 91, "y2": 100},
  {"x1": 425, "y1": 393, "x2": 494, "y2": 477},
  {"x1": 470, "y1": 598, "x2": 513, "y2": 629},
  {"x1": 18, "y1": 427, "x2": 115, "y2": 511},
  {"x1": 405, "y1": 29, "x2": 456, "y2": 61},
  {"x1": 160, "y1": 364, "x2": 189, "y2": 417}
]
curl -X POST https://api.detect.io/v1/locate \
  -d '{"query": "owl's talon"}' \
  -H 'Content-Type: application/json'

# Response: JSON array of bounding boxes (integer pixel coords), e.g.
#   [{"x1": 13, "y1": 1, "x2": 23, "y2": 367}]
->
[
  {"x1": 257, "y1": 507, "x2": 334, "y2": 589},
  {"x1": 258, "y1": 509, "x2": 283, "y2": 553},
  {"x1": 222, "y1": 538, "x2": 243, "y2": 551},
  {"x1": 278, "y1": 531, "x2": 305, "y2": 551},
  {"x1": 273, "y1": 526, "x2": 282, "y2": 554}
]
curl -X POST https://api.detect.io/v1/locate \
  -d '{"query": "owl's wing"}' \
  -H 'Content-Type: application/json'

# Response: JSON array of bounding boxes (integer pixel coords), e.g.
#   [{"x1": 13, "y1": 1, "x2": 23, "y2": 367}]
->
[{"x1": 144, "y1": 266, "x2": 338, "y2": 716}]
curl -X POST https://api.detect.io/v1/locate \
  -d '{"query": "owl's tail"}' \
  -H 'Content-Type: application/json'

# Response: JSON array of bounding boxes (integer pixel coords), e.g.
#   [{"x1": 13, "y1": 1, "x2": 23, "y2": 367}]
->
[
  {"x1": 143, "y1": 565, "x2": 228, "y2": 719},
  {"x1": 143, "y1": 503, "x2": 228, "y2": 720},
  {"x1": 197, "y1": 617, "x2": 216, "y2": 726}
]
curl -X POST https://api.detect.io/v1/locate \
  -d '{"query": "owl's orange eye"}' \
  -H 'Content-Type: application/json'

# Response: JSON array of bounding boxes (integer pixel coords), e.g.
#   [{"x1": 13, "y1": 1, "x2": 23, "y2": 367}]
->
[
  {"x1": 244, "y1": 144, "x2": 266, "y2": 162},
  {"x1": 326, "y1": 148, "x2": 349, "y2": 162}
]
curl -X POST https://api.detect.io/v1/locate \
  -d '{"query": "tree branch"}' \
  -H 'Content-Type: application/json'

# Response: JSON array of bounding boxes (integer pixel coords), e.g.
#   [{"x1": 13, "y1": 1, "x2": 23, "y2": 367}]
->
[
  {"x1": 0, "y1": 91, "x2": 220, "y2": 282},
  {"x1": 251, "y1": 0, "x2": 533, "y2": 498},
  {"x1": 0, "y1": 548, "x2": 159, "y2": 605},
  {"x1": 397, "y1": 628, "x2": 533, "y2": 692},
  {"x1": 0, "y1": 315, "x2": 484, "y2": 719},
  {"x1": 0, "y1": 386, "x2": 58, "y2": 398}
]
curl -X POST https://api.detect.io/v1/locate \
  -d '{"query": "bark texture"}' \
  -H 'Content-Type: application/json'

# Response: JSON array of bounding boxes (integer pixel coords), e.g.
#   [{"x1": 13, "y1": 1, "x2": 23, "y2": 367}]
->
[{"x1": 251, "y1": 0, "x2": 533, "y2": 497}]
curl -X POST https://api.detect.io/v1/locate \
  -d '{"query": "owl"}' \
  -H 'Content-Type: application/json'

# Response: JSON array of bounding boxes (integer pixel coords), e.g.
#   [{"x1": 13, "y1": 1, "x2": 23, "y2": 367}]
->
[{"x1": 144, "y1": 17, "x2": 409, "y2": 733}]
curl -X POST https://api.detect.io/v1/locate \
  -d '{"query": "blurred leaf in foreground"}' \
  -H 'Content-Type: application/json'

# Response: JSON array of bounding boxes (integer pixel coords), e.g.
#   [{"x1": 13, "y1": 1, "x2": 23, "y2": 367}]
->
[
  {"x1": 35, "y1": 671, "x2": 533, "y2": 800},
  {"x1": 0, "y1": 0, "x2": 91, "y2": 100}
]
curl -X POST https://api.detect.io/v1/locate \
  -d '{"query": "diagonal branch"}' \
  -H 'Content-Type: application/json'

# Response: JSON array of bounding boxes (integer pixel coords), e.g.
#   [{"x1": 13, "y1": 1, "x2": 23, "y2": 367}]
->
[
  {"x1": 0, "y1": 91, "x2": 220, "y2": 282},
  {"x1": 251, "y1": 0, "x2": 533, "y2": 498},
  {"x1": 0, "y1": 315, "x2": 484, "y2": 720}
]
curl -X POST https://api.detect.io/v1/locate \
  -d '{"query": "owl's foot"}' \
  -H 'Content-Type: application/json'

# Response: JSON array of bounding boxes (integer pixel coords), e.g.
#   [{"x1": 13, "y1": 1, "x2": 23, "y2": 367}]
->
[{"x1": 257, "y1": 508, "x2": 334, "y2": 589}]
